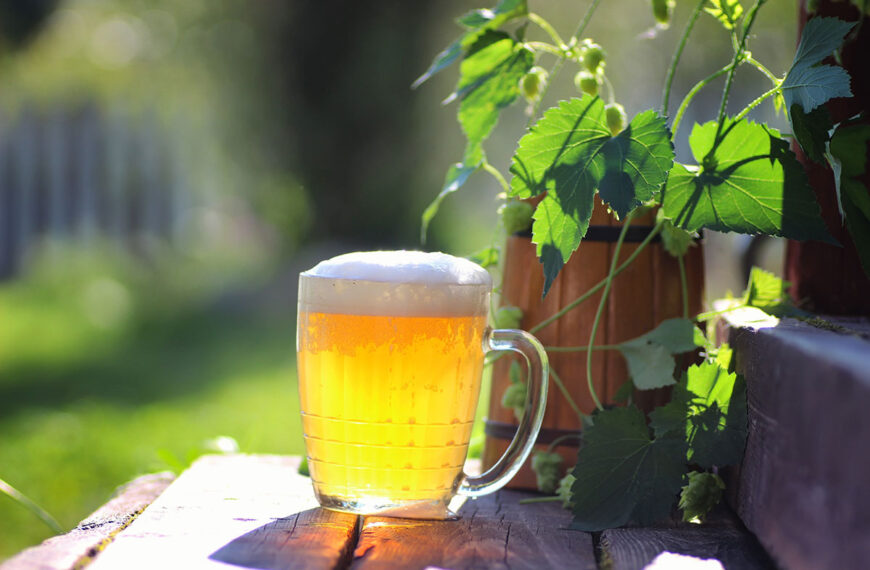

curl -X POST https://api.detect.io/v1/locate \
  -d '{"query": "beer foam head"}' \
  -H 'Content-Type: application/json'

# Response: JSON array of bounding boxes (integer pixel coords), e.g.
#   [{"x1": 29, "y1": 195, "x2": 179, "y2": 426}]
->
[{"x1": 299, "y1": 250, "x2": 491, "y2": 316}]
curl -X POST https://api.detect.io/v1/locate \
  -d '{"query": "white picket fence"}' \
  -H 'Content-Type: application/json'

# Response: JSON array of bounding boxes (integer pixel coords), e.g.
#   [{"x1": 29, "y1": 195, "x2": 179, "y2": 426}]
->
[{"x1": 0, "y1": 104, "x2": 188, "y2": 278}]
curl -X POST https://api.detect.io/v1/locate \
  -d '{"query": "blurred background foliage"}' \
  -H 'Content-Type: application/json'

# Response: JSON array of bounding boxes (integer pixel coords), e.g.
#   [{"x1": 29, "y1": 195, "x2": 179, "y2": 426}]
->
[{"x1": 0, "y1": 0, "x2": 797, "y2": 559}]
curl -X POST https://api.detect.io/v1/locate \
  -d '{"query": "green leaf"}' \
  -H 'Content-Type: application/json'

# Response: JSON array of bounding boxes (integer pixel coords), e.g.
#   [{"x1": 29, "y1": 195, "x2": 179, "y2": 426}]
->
[
  {"x1": 457, "y1": 0, "x2": 528, "y2": 30},
  {"x1": 662, "y1": 119, "x2": 835, "y2": 244},
  {"x1": 742, "y1": 267, "x2": 808, "y2": 317},
  {"x1": 842, "y1": 180, "x2": 870, "y2": 278},
  {"x1": 619, "y1": 341, "x2": 675, "y2": 390},
  {"x1": 570, "y1": 406, "x2": 687, "y2": 530},
  {"x1": 684, "y1": 361, "x2": 747, "y2": 468},
  {"x1": 468, "y1": 246, "x2": 500, "y2": 268},
  {"x1": 782, "y1": 17, "x2": 855, "y2": 115},
  {"x1": 454, "y1": 31, "x2": 533, "y2": 147},
  {"x1": 679, "y1": 471, "x2": 725, "y2": 522},
  {"x1": 420, "y1": 161, "x2": 480, "y2": 243},
  {"x1": 510, "y1": 97, "x2": 673, "y2": 295},
  {"x1": 298, "y1": 456, "x2": 310, "y2": 477},
  {"x1": 412, "y1": 0, "x2": 528, "y2": 88},
  {"x1": 618, "y1": 318, "x2": 706, "y2": 390},
  {"x1": 704, "y1": 0, "x2": 743, "y2": 30},
  {"x1": 791, "y1": 104, "x2": 833, "y2": 164}
]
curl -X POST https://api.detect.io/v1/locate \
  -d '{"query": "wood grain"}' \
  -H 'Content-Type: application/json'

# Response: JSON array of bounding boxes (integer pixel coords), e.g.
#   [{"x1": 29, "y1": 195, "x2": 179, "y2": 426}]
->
[
  {"x1": 601, "y1": 517, "x2": 771, "y2": 570},
  {"x1": 350, "y1": 489, "x2": 596, "y2": 570},
  {"x1": 87, "y1": 454, "x2": 358, "y2": 570},
  {"x1": 725, "y1": 316, "x2": 870, "y2": 570},
  {"x1": 0, "y1": 472, "x2": 174, "y2": 570}
]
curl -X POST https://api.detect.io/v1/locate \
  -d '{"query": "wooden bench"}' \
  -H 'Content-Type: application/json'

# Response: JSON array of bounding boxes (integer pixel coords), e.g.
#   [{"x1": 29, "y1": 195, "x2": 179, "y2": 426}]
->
[{"x1": 2, "y1": 454, "x2": 771, "y2": 570}]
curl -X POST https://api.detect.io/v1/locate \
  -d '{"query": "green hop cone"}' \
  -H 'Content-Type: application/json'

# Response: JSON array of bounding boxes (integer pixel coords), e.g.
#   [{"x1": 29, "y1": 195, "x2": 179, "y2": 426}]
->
[
  {"x1": 656, "y1": 209, "x2": 695, "y2": 257},
  {"x1": 531, "y1": 451, "x2": 563, "y2": 494},
  {"x1": 652, "y1": 0, "x2": 675, "y2": 26},
  {"x1": 500, "y1": 200, "x2": 534, "y2": 234},
  {"x1": 580, "y1": 41, "x2": 605, "y2": 73},
  {"x1": 495, "y1": 306, "x2": 523, "y2": 329},
  {"x1": 679, "y1": 471, "x2": 725, "y2": 522},
  {"x1": 501, "y1": 381, "x2": 527, "y2": 421},
  {"x1": 520, "y1": 66, "x2": 548, "y2": 102},
  {"x1": 574, "y1": 70, "x2": 600, "y2": 97},
  {"x1": 605, "y1": 103, "x2": 627, "y2": 137},
  {"x1": 557, "y1": 471, "x2": 576, "y2": 508}
]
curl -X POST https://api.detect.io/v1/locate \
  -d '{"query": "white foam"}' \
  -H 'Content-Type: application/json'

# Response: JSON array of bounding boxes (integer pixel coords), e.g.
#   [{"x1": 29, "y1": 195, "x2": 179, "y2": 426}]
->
[
  {"x1": 303, "y1": 250, "x2": 491, "y2": 285},
  {"x1": 299, "y1": 251, "x2": 491, "y2": 317}
]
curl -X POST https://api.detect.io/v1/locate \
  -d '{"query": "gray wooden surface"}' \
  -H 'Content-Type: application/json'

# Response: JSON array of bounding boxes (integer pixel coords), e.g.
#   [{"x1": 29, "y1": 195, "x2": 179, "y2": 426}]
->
[
  {"x1": 725, "y1": 313, "x2": 870, "y2": 570},
  {"x1": 3, "y1": 454, "x2": 773, "y2": 569}
]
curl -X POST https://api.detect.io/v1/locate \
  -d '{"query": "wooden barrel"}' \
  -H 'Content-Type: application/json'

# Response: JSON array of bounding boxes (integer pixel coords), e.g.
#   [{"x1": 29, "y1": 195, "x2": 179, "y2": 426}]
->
[{"x1": 482, "y1": 205, "x2": 705, "y2": 489}]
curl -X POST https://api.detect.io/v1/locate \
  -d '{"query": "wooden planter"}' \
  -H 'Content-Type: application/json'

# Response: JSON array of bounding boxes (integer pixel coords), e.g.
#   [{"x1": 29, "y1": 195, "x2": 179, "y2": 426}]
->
[{"x1": 482, "y1": 206, "x2": 705, "y2": 489}]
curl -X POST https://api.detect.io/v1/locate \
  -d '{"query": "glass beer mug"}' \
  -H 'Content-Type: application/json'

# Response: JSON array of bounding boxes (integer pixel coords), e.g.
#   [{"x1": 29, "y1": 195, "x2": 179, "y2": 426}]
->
[{"x1": 297, "y1": 251, "x2": 548, "y2": 518}]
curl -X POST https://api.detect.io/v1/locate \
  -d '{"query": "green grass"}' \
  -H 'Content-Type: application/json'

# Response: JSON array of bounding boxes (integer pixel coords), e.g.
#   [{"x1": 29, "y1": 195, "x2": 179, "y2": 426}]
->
[{"x1": 0, "y1": 250, "x2": 305, "y2": 560}]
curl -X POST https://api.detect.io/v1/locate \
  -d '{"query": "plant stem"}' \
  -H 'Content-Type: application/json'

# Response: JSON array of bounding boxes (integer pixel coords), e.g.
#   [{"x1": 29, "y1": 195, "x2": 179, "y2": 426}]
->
[
  {"x1": 661, "y1": 0, "x2": 707, "y2": 115},
  {"x1": 545, "y1": 344, "x2": 620, "y2": 352},
  {"x1": 745, "y1": 56, "x2": 780, "y2": 86},
  {"x1": 519, "y1": 496, "x2": 562, "y2": 504},
  {"x1": 482, "y1": 160, "x2": 510, "y2": 194},
  {"x1": 713, "y1": 0, "x2": 766, "y2": 144},
  {"x1": 547, "y1": 433, "x2": 584, "y2": 452},
  {"x1": 586, "y1": 211, "x2": 636, "y2": 411},
  {"x1": 525, "y1": 41, "x2": 564, "y2": 57},
  {"x1": 732, "y1": 83, "x2": 781, "y2": 123},
  {"x1": 572, "y1": 0, "x2": 603, "y2": 43},
  {"x1": 530, "y1": 222, "x2": 663, "y2": 334},
  {"x1": 550, "y1": 367, "x2": 586, "y2": 421},
  {"x1": 528, "y1": 13, "x2": 566, "y2": 48},
  {"x1": 677, "y1": 253, "x2": 689, "y2": 319},
  {"x1": 672, "y1": 65, "x2": 731, "y2": 138},
  {"x1": 602, "y1": 74, "x2": 616, "y2": 105}
]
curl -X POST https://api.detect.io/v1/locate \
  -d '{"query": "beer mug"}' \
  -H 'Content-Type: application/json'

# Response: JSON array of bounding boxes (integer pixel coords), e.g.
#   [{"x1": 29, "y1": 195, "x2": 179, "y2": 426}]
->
[{"x1": 297, "y1": 251, "x2": 548, "y2": 518}]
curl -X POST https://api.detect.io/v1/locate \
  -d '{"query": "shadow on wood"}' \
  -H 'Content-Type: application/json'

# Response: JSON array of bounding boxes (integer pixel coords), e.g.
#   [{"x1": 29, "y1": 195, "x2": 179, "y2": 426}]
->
[{"x1": 209, "y1": 507, "x2": 358, "y2": 570}]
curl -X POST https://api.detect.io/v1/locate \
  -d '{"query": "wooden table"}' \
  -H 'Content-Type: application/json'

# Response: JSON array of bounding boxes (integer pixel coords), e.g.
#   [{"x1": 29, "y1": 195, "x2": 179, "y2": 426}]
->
[{"x1": 2, "y1": 454, "x2": 771, "y2": 570}]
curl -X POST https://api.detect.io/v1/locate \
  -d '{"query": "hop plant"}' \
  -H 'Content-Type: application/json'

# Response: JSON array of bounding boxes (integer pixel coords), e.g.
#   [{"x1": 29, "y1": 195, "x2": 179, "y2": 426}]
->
[
  {"x1": 520, "y1": 66, "x2": 549, "y2": 102},
  {"x1": 652, "y1": 0, "x2": 675, "y2": 27},
  {"x1": 580, "y1": 40, "x2": 606, "y2": 73},
  {"x1": 679, "y1": 471, "x2": 725, "y2": 522},
  {"x1": 605, "y1": 103, "x2": 627, "y2": 136},
  {"x1": 531, "y1": 451, "x2": 563, "y2": 494},
  {"x1": 494, "y1": 306, "x2": 523, "y2": 329},
  {"x1": 500, "y1": 200, "x2": 534, "y2": 234},
  {"x1": 501, "y1": 382, "x2": 527, "y2": 421},
  {"x1": 574, "y1": 70, "x2": 600, "y2": 96}
]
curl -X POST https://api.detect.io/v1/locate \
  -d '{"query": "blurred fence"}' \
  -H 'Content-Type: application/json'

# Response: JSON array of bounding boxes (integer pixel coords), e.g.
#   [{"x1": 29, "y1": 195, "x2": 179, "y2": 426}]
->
[{"x1": 0, "y1": 104, "x2": 186, "y2": 279}]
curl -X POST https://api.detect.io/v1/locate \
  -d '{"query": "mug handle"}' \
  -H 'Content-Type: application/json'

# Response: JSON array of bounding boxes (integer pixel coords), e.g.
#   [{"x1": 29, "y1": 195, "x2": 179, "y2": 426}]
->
[{"x1": 457, "y1": 328, "x2": 549, "y2": 497}]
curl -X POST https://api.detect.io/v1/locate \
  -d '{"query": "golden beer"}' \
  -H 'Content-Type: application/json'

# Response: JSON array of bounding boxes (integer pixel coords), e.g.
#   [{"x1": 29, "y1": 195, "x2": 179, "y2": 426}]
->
[{"x1": 297, "y1": 251, "x2": 548, "y2": 517}]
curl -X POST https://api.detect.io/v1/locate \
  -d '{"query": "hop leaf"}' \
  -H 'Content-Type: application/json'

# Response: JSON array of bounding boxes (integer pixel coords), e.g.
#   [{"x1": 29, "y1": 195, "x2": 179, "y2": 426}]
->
[
  {"x1": 705, "y1": 0, "x2": 743, "y2": 30},
  {"x1": 557, "y1": 472, "x2": 576, "y2": 508},
  {"x1": 679, "y1": 471, "x2": 725, "y2": 522},
  {"x1": 531, "y1": 451, "x2": 563, "y2": 494}
]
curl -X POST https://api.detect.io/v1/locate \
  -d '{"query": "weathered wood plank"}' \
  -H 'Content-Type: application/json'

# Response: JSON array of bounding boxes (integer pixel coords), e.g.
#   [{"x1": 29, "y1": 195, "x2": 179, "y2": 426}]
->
[
  {"x1": 88, "y1": 454, "x2": 358, "y2": 570},
  {"x1": 0, "y1": 472, "x2": 174, "y2": 570},
  {"x1": 350, "y1": 490, "x2": 595, "y2": 570},
  {"x1": 723, "y1": 315, "x2": 870, "y2": 570},
  {"x1": 601, "y1": 512, "x2": 772, "y2": 570}
]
